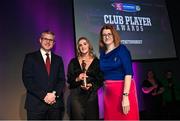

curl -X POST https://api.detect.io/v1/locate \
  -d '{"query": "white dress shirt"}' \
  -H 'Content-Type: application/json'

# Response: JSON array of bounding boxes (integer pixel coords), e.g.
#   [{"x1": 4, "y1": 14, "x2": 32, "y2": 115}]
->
[{"x1": 40, "y1": 48, "x2": 51, "y2": 64}]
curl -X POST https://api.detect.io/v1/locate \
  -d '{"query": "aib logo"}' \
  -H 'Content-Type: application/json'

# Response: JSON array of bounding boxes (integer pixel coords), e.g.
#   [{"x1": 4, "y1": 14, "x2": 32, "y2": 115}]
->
[{"x1": 112, "y1": 2, "x2": 141, "y2": 12}]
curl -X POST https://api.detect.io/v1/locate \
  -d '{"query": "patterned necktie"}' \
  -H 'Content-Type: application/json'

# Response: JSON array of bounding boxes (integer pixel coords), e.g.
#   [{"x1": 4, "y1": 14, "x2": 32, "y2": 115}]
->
[{"x1": 45, "y1": 53, "x2": 50, "y2": 76}]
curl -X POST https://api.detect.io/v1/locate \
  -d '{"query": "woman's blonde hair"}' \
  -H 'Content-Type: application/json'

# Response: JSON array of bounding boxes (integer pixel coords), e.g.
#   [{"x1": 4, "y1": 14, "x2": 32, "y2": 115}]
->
[{"x1": 99, "y1": 24, "x2": 121, "y2": 50}]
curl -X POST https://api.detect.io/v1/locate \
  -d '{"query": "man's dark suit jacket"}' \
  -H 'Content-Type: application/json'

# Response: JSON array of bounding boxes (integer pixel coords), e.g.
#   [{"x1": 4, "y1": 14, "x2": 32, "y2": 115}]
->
[{"x1": 22, "y1": 50, "x2": 66, "y2": 112}]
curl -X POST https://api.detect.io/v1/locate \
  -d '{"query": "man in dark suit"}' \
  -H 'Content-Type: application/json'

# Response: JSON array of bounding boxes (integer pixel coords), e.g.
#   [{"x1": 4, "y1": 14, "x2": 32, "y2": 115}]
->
[{"x1": 22, "y1": 30, "x2": 66, "y2": 120}]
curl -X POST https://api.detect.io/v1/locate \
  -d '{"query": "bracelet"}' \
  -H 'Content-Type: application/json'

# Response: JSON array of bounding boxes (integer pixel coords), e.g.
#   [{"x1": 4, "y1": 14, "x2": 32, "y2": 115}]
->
[{"x1": 123, "y1": 93, "x2": 129, "y2": 96}]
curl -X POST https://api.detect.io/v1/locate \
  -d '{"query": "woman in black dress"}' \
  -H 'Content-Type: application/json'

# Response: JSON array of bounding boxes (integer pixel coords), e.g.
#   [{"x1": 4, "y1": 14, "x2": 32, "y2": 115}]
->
[{"x1": 67, "y1": 37, "x2": 103, "y2": 120}]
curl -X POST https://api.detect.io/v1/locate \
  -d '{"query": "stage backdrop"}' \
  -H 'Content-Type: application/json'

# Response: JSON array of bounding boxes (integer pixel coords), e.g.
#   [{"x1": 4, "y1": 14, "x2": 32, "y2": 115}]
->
[{"x1": 73, "y1": 0, "x2": 176, "y2": 60}]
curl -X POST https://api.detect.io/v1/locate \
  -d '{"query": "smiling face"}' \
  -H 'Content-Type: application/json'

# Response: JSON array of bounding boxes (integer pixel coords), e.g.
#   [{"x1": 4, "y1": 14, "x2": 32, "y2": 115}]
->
[
  {"x1": 39, "y1": 33, "x2": 55, "y2": 52},
  {"x1": 78, "y1": 39, "x2": 90, "y2": 55},
  {"x1": 102, "y1": 29, "x2": 114, "y2": 46},
  {"x1": 99, "y1": 24, "x2": 121, "y2": 51}
]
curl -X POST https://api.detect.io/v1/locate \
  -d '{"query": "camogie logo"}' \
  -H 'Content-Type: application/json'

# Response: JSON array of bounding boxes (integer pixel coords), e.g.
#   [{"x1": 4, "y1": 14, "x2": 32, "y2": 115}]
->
[{"x1": 112, "y1": 2, "x2": 141, "y2": 12}]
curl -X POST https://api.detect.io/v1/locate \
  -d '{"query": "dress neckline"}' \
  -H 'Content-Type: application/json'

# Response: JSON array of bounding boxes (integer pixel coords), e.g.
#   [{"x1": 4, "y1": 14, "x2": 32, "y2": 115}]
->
[
  {"x1": 104, "y1": 44, "x2": 121, "y2": 56},
  {"x1": 77, "y1": 57, "x2": 96, "y2": 72}
]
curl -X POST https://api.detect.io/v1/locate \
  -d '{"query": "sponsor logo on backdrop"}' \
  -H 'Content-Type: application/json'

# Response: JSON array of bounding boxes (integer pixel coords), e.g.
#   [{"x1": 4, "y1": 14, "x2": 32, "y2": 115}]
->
[{"x1": 112, "y1": 3, "x2": 141, "y2": 12}]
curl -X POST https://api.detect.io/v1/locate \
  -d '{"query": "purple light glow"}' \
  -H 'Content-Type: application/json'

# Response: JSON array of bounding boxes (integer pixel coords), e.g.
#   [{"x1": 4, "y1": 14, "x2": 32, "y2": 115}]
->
[
  {"x1": 19, "y1": 0, "x2": 75, "y2": 74},
  {"x1": 133, "y1": 62, "x2": 143, "y2": 111}
]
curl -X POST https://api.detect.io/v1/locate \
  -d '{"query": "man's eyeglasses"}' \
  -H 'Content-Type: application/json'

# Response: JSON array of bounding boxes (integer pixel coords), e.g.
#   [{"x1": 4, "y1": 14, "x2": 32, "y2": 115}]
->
[
  {"x1": 102, "y1": 33, "x2": 113, "y2": 38},
  {"x1": 41, "y1": 37, "x2": 55, "y2": 43}
]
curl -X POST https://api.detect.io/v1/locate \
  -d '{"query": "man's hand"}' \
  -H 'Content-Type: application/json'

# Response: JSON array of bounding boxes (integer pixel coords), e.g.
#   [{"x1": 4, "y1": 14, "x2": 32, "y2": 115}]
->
[{"x1": 44, "y1": 92, "x2": 56, "y2": 105}]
